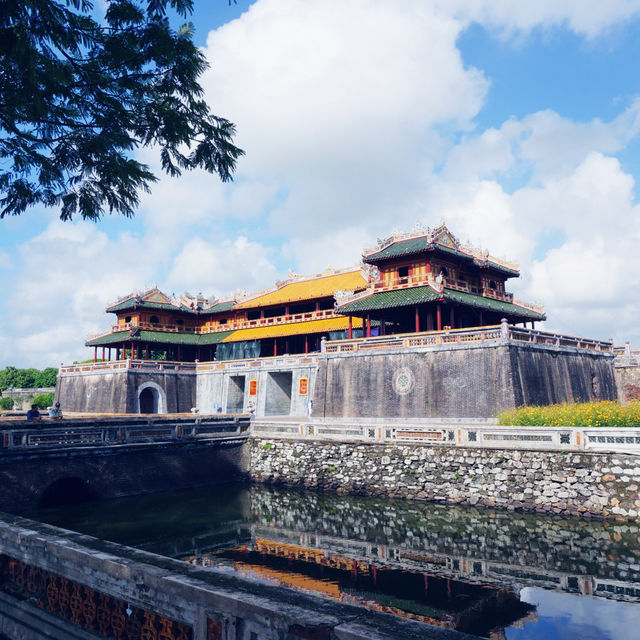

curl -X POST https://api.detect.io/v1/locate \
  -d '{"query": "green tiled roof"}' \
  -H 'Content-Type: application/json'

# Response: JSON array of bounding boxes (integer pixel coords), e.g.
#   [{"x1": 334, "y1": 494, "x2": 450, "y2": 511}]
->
[
  {"x1": 365, "y1": 237, "x2": 456, "y2": 262},
  {"x1": 336, "y1": 286, "x2": 545, "y2": 320},
  {"x1": 107, "y1": 298, "x2": 234, "y2": 315},
  {"x1": 365, "y1": 237, "x2": 519, "y2": 276},
  {"x1": 106, "y1": 299, "x2": 197, "y2": 314},
  {"x1": 443, "y1": 289, "x2": 545, "y2": 320},
  {"x1": 86, "y1": 329, "x2": 234, "y2": 347},
  {"x1": 205, "y1": 300, "x2": 235, "y2": 313},
  {"x1": 337, "y1": 286, "x2": 442, "y2": 313}
]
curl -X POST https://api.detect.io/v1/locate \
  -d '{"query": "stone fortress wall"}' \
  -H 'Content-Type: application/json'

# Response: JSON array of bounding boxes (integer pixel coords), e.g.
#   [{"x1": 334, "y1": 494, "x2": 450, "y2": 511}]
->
[
  {"x1": 313, "y1": 341, "x2": 615, "y2": 419},
  {"x1": 0, "y1": 388, "x2": 55, "y2": 411},
  {"x1": 57, "y1": 326, "x2": 617, "y2": 419}
]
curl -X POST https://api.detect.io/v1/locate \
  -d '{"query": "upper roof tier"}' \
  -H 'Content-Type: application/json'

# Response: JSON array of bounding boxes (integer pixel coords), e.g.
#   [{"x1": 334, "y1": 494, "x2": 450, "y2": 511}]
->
[
  {"x1": 363, "y1": 223, "x2": 520, "y2": 277},
  {"x1": 233, "y1": 267, "x2": 369, "y2": 309}
]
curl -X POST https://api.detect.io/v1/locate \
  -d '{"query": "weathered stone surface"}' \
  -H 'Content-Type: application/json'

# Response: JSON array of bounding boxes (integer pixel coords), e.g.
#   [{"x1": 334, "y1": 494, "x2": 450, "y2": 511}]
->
[
  {"x1": 314, "y1": 342, "x2": 616, "y2": 419},
  {"x1": 250, "y1": 440, "x2": 640, "y2": 521}
]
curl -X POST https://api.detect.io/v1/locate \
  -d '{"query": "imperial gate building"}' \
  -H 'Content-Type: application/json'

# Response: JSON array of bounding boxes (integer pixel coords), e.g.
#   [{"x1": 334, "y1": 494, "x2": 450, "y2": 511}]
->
[{"x1": 57, "y1": 224, "x2": 617, "y2": 418}]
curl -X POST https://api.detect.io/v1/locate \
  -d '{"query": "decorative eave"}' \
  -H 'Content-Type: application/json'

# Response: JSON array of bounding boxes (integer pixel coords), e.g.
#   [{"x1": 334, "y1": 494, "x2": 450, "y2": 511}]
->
[
  {"x1": 335, "y1": 284, "x2": 545, "y2": 320},
  {"x1": 86, "y1": 329, "x2": 235, "y2": 347},
  {"x1": 106, "y1": 286, "x2": 233, "y2": 315},
  {"x1": 362, "y1": 223, "x2": 520, "y2": 277}
]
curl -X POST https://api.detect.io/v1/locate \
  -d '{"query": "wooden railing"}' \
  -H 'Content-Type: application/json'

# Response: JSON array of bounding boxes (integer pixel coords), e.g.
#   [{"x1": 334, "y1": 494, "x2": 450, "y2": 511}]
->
[
  {"x1": 336, "y1": 275, "x2": 521, "y2": 308},
  {"x1": 87, "y1": 308, "x2": 341, "y2": 343}
]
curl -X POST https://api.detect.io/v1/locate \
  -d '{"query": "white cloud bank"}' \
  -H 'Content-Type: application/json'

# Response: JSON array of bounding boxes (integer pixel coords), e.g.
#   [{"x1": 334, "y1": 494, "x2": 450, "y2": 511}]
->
[{"x1": 3, "y1": 0, "x2": 640, "y2": 367}]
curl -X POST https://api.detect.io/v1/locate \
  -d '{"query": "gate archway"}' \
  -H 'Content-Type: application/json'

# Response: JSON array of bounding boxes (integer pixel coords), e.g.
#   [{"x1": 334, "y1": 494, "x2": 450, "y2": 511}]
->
[{"x1": 136, "y1": 382, "x2": 167, "y2": 414}]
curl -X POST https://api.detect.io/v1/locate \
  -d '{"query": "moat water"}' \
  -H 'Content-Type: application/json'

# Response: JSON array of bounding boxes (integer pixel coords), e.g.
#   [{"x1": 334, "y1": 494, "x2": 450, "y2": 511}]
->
[{"x1": 33, "y1": 484, "x2": 640, "y2": 639}]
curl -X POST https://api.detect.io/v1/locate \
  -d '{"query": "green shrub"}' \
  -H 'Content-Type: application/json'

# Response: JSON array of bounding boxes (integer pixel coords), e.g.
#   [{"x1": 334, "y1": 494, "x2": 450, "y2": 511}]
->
[
  {"x1": 31, "y1": 392, "x2": 55, "y2": 409},
  {"x1": 0, "y1": 397, "x2": 14, "y2": 410},
  {"x1": 497, "y1": 401, "x2": 640, "y2": 427}
]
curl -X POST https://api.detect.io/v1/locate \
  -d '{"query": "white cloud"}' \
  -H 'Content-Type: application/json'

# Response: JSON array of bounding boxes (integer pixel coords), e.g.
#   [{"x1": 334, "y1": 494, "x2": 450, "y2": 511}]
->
[
  {"x1": 166, "y1": 236, "x2": 278, "y2": 296},
  {"x1": 439, "y1": 0, "x2": 640, "y2": 38},
  {"x1": 5, "y1": 0, "x2": 640, "y2": 367},
  {"x1": 202, "y1": 0, "x2": 488, "y2": 242},
  {"x1": 1, "y1": 222, "x2": 160, "y2": 367}
]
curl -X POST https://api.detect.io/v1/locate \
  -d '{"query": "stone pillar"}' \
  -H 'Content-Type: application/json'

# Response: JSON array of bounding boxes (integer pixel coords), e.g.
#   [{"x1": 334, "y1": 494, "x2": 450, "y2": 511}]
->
[{"x1": 500, "y1": 318, "x2": 509, "y2": 339}]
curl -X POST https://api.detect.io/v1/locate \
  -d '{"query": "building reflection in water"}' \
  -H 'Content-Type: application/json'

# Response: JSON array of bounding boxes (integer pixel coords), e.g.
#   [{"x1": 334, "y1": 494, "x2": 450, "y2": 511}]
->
[{"x1": 36, "y1": 484, "x2": 640, "y2": 638}]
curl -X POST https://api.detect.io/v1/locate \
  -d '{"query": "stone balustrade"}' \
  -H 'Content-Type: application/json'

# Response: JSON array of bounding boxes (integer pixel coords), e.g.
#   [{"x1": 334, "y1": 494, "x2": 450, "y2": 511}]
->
[
  {"x1": 0, "y1": 415, "x2": 248, "y2": 452},
  {"x1": 323, "y1": 323, "x2": 614, "y2": 354},
  {"x1": 251, "y1": 417, "x2": 640, "y2": 455}
]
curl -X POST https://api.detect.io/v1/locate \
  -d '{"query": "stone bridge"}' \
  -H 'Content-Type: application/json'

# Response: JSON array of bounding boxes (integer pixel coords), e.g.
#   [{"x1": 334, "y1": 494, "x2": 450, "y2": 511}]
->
[{"x1": 0, "y1": 415, "x2": 250, "y2": 513}]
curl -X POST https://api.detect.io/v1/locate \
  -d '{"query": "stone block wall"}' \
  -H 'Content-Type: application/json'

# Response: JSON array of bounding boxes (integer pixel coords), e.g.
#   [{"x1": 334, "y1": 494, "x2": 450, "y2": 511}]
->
[
  {"x1": 313, "y1": 342, "x2": 617, "y2": 419},
  {"x1": 250, "y1": 439, "x2": 640, "y2": 520},
  {"x1": 56, "y1": 370, "x2": 196, "y2": 413},
  {"x1": 196, "y1": 361, "x2": 317, "y2": 417}
]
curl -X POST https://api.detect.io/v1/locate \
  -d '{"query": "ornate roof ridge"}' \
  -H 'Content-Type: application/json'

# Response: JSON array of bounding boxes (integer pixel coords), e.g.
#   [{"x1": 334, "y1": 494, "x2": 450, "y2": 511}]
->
[{"x1": 362, "y1": 222, "x2": 519, "y2": 272}]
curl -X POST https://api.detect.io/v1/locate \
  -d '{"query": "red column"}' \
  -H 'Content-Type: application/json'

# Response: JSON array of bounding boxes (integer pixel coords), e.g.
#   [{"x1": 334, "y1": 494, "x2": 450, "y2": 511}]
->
[
  {"x1": 449, "y1": 307, "x2": 455, "y2": 329},
  {"x1": 101, "y1": 347, "x2": 105, "y2": 361},
  {"x1": 415, "y1": 306, "x2": 420, "y2": 333},
  {"x1": 366, "y1": 314, "x2": 371, "y2": 338},
  {"x1": 348, "y1": 316, "x2": 353, "y2": 339},
  {"x1": 305, "y1": 335, "x2": 309, "y2": 353},
  {"x1": 93, "y1": 347, "x2": 97, "y2": 363},
  {"x1": 273, "y1": 339, "x2": 278, "y2": 356},
  {"x1": 436, "y1": 304, "x2": 442, "y2": 331}
]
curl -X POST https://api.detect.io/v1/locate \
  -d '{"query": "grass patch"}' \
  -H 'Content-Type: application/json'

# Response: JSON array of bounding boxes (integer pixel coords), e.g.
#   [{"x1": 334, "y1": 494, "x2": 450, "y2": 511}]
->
[{"x1": 497, "y1": 401, "x2": 640, "y2": 427}]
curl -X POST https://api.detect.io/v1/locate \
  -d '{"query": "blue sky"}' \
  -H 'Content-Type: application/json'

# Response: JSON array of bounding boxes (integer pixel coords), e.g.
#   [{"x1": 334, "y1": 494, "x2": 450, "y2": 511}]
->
[{"x1": 3, "y1": 0, "x2": 640, "y2": 367}]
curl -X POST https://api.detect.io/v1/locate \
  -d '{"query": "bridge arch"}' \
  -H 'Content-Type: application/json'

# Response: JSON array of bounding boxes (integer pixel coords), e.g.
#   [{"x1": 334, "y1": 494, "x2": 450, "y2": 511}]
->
[
  {"x1": 136, "y1": 382, "x2": 167, "y2": 414},
  {"x1": 38, "y1": 477, "x2": 100, "y2": 508}
]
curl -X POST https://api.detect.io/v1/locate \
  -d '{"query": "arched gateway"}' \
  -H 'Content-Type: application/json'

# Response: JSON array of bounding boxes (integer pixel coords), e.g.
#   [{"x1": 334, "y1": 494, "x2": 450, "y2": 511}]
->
[{"x1": 136, "y1": 382, "x2": 167, "y2": 414}]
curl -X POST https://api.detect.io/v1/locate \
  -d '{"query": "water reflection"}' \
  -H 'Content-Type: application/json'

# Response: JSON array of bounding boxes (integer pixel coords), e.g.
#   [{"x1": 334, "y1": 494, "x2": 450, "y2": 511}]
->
[{"x1": 35, "y1": 485, "x2": 640, "y2": 638}]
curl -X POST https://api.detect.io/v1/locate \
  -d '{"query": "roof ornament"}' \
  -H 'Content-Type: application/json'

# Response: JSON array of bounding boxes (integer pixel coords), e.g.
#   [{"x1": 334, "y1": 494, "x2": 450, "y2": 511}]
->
[{"x1": 334, "y1": 290, "x2": 355, "y2": 305}]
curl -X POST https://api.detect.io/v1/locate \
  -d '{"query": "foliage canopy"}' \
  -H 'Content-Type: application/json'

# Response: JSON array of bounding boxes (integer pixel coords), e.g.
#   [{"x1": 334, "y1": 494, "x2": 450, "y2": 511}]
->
[
  {"x1": 0, "y1": 0, "x2": 243, "y2": 220},
  {"x1": 0, "y1": 366, "x2": 58, "y2": 391}
]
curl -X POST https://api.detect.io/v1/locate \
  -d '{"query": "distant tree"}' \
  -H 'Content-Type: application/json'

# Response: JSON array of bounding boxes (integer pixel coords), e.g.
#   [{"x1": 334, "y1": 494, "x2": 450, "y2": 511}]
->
[
  {"x1": 14, "y1": 368, "x2": 39, "y2": 389},
  {"x1": 0, "y1": 0, "x2": 243, "y2": 221},
  {"x1": 0, "y1": 366, "x2": 18, "y2": 391},
  {"x1": 0, "y1": 366, "x2": 59, "y2": 390},
  {"x1": 0, "y1": 397, "x2": 14, "y2": 410},
  {"x1": 32, "y1": 392, "x2": 55, "y2": 409},
  {"x1": 34, "y1": 367, "x2": 58, "y2": 387}
]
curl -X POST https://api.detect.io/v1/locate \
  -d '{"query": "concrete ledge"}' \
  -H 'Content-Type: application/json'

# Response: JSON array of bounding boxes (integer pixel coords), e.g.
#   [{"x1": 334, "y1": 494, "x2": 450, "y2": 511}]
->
[{"x1": 0, "y1": 514, "x2": 481, "y2": 640}]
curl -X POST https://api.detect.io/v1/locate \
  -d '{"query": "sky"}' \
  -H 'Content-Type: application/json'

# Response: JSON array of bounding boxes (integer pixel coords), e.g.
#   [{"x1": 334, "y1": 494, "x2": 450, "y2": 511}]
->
[{"x1": 3, "y1": 0, "x2": 640, "y2": 368}]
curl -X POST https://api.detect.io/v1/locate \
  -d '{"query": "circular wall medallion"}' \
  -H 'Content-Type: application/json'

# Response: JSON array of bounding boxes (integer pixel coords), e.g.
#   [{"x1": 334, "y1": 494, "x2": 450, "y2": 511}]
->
[{"x1": 393, "y1": 368, "x2": 414, "y2": 395}]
